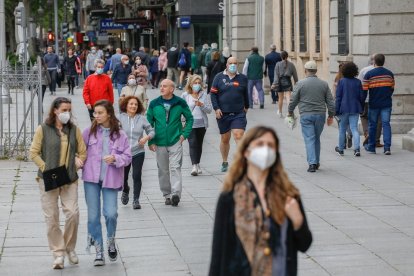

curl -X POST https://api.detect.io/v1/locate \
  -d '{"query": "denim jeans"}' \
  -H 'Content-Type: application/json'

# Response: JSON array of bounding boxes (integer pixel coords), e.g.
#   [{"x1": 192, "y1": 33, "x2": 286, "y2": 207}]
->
[
  {"x1": 84, "y1": 181, "x2": 118, "y2": 248},
  {"x1": 338, "y1": 113, "x2": 360, "y2": 150},
  {"x1": 300, "y1": 114, "x2": 326, "y2": 165},
  {"x1": 47, "y1": 69, "x2": 57, "y2": 92},
  {"x1": 368, "y1": 107, "x2": 391, "y2": 151},
  {"x1": 116, "y1": 83, "x2": 126, "y2": 97},
  {"x1": 248, "y1": 79, "x2": 265, "y2": 107}
]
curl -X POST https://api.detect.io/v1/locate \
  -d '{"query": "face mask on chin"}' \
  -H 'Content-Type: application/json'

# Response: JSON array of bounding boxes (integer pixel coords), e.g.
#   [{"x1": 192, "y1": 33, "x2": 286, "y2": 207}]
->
[{"x1": 247, "y1": 146, "x2": 277, "y2": 171}]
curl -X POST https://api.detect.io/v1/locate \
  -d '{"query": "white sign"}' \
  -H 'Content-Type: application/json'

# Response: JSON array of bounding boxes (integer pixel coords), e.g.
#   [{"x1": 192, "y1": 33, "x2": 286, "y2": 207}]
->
[{"x1": 218, "y1": 1, "x2": 224, "y2": 11}]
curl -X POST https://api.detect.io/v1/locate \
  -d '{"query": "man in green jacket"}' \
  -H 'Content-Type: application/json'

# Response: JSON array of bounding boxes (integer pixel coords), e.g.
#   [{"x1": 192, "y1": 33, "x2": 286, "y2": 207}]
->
[
  {"x1": 242, "y1": 46, "x2": 265, "y2": 109},
  {"x1": 147, "y1": 79, "x2": 194, "y2": 207}
]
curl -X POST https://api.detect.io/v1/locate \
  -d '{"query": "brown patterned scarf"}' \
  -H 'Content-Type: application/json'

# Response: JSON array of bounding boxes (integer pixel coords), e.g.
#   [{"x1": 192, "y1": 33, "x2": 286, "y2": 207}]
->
[{"x1": 234, "y1": 179, "x2": 273, "y2": 276}]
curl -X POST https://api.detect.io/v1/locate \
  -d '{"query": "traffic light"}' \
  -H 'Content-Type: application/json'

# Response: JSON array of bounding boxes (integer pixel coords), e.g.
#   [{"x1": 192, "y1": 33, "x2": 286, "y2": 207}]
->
[
  {"x1": 47, "y1": 32, "x2": 55, "y2": 43},
  {"x1": 62, "y1": 22, "x2": 69, "y2": 39},
  {"x1": 14, "y1": 5, "x2": 26, "y2": 27}
]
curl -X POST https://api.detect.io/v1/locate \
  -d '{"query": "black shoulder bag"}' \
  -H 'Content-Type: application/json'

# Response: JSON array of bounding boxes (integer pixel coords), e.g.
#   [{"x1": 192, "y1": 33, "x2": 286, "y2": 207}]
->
[{"x1": 43, "y1": 129, "x2": 72, "y2": 192}]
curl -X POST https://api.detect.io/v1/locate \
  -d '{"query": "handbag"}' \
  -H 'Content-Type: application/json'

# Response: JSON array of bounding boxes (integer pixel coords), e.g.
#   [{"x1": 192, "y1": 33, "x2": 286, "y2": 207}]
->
[
  {"x1": 42, "y1": 129, "x2": 72, "y2": 192},
  {"x1": 279, "y1": 75, "x2": 292, "y2": 91}
]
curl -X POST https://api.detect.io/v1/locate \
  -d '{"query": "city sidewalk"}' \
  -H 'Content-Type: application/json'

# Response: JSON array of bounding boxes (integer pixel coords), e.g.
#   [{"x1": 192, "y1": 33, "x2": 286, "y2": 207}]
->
[{"x1": 0, "y1": 86, "x2": 413, "y2": 276}]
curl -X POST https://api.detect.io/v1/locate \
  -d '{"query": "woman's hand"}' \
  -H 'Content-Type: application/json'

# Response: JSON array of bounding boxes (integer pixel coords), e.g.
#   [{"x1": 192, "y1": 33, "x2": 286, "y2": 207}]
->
[
  {"x1": 285, "y1": 197, "x2": 304, "y2": 231},
  {"x1": 75, "y1": 157, "x2": 84, "y2": 169},
  {"x1": 103, "y1": 155, "x2": 116, "y2": 164},
  {"x1": 195, "y1": 100, "x2": 204, "y2": 107},
  {"x1": 138, "y1": 136, "x2": 148, "y2": 146}
]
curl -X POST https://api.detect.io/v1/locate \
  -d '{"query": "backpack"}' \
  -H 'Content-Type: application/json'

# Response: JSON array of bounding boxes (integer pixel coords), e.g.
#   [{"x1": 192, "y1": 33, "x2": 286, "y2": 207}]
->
[{"x1": 178, "y1": 53, "x2": 186, "y2": 67}]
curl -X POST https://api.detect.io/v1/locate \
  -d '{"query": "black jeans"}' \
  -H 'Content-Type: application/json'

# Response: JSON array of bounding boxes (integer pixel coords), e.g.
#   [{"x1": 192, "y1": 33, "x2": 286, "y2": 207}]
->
[
  {"x1": 123, "y1": 153, "x2": 145, "y2": 200},
  {"x1": 188, "y1": 127, "x2": 207, "y2": 165},
  {"x1": 47, "y1": 69, "x2": 57, "y2": 92},
  {"x1": 67, "y1": 75, "x2": 76, "y2": 93},
  {"x1": 268, "y1": 73, "x2": 278, "y2": 102}
]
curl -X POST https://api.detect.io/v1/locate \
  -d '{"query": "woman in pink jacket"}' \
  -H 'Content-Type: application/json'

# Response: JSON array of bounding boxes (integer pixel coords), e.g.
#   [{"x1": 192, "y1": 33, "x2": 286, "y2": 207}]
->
[
  {"x1": 82, "y1": 100, "x2": 131, "y2": 267},
  {"x1": 157, "y1": 46, "x2": 168, "y2": 86}
]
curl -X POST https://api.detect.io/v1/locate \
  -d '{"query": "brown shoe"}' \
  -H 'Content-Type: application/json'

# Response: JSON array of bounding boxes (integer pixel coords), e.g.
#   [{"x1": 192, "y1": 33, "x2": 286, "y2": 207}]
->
[
  {"x1": 363, "y1": 134, "x2": 369, "y2": 146},
  {"x1": 376, "y1": 143, "x2": 384, "y2": 148}
]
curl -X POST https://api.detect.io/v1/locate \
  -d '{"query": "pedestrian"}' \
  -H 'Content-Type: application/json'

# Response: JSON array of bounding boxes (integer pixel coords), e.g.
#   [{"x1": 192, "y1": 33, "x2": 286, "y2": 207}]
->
[
  {"x1": 119, "y1": 96, "x2": 155, "y2": 209},
  {"x1": 80, "y1": 48, "x2": 89, "y2": 79},
  {"x1": 287, "y1": 61, "x2": 335, "y2": 172},
  {"x1": 74, "y1": 53, "x2": 82, "y2": 88},
  {"x1": 209, "y1": 126, "x2": 312, "y2": 276},
  {"x1": 149, "y1": 50, "x2": 160, "y2": 88},
  {"x1": 82, "y1": 100, "x2": 132, "y2": 266},
  {"x1": 206, "y1": 51, "x2": 225, "y2": 93},
  {"x1": 57, "y1": 50, "x2": 64, "y2": 88},
  {"x1": 133, "y1": 55, "x2": 149, "y2": 88},
  {"x1": 63, "y1": 48, "x2": 81, "y2": 95},
  {"x1": 335, "y1": 62, "x2": 366, "y2": 157},
  {"x1": 181, "y1": 74, "x2": 212, "y2": 176},
  {"x1": 264, "y1": 44, "x2": 282, "y2": 104},
  {"x1": 111, "y1": 55, "x2": 132, "y2": 97},
  {"x1": 29, "y1": 97, "x2": 87, "y2": 269},
  {"x1": 167, "y1": 45, "x2": 180, "y2": 85},
  {"x1": 109, "y1": 48, "x2": 122, "y2": 73},
  {"x1": 221, "y1": 46, "x2": 231, "y2": 65},
  {"x1": 135, "y1": 46, "x2": 150, "y2": 69},
  {"x1": 362, "y1": 54, "x2": 395, "y2": 155},
  {"x1": 43, "y1": 46, "x2": 60, "y2": 95},
  {"x1": 177, "y1": 42, "x2": 191, "y2": 90},
  {"x1": 146, "y1": 79, "x2": 194, "y2": 207},
  {"x1": 120, "y1": 74, "x2": 149, "y2": 110},
  {"x1": 38, "y1": 58, "x2": 51, "y2": 103},
  {"x1": 83, "y1": 59, "x2": 114, "y2": 121},
  {"x1": 210, "y1": 56, "x2": 249, "y2": 172},
  {"x1": 157, "y1": 46, "x2": 168, "y2": 87},
  {"x1": 205, "y1": 42, "x2": 219, "y2": 68},
  {"x1": 198, "y1": 44, "x2": 209, "y2": 83},
  {"x1": 243, "y1": 46, "x2": 266, "y2": 109},
  {"x1": 358, "y1": 54, "x2": 383, "y2": 148},
  {"x1": 189, "y1": 46, "x2": 199, "y2": 75},
  {"x1": 272, "y1": 51, "x2": 298, "y2": 117},
  {"x1": 85, "y1": 47, "x2": 99, "y2": 76}
]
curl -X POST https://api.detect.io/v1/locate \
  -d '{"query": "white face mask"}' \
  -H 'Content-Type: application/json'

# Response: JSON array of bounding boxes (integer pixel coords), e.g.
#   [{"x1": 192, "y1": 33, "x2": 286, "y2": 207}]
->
[
  {"x1": 57, "y1": 111, "x2": 71, "y2": 124},
  {"x1": 128, "y1": 79, "x2": 137, "y2": 86},
  {"x1": 123, "y1": 60, "x2": 129, "y2": 65},
  {"x1": 247, "y1": 146, "x2": 276, "y2": 171}
]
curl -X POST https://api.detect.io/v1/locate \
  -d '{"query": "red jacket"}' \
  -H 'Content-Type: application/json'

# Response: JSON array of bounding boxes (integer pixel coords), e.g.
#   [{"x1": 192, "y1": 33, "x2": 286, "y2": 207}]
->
[{"x1": 83, "y1": 74, "x2": 114, "y2": 106}]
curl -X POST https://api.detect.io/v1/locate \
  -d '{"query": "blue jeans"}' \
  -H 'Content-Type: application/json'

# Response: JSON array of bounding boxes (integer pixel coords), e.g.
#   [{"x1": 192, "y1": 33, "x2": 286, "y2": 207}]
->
[
  {"x1": 248, "y1": 79, "x2": 265, "y2": 107},
  {"x1": 368, "y1": 107, "x2": 391, "y2": 151},
  {"x1": 338, "y1": 113, "x2": 360, "y2": 150},
  {"x1": 116, "y1": 83, "x2": 126, "y2": 97},
  {"x1": 300, "y1": 114, "x2": 326, "y2": 165},
  {"x1": 84, "y1": 182, "x2": 118, "y2": 248}
]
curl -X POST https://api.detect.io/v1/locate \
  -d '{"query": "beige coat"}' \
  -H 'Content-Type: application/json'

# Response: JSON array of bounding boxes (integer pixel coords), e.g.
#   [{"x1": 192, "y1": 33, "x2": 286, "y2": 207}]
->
[{"x1": 120, "y1": 85, "x2": 149, "y2": 110}]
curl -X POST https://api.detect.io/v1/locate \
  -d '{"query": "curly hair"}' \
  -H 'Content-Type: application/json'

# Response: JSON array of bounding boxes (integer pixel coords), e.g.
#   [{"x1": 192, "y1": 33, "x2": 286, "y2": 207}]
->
[
  {"x1": 119, "y1": 96, "x2": 145, "y2": 114},
  {"x1": 341, "y1": 62, "x2": 359, "y2": 78},
  {"x1": 222, "y1": 126, "x2": 300, "y2": 224}
]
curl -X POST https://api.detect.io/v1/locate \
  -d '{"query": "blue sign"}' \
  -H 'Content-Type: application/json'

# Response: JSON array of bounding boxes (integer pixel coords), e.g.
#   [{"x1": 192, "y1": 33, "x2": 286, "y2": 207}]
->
[
  {"x1": 180, "y1": 17, "x2": 191, "y2": 29},
  {"x1": 100, "y1": 19, "x2": 140, "y2": 30}
]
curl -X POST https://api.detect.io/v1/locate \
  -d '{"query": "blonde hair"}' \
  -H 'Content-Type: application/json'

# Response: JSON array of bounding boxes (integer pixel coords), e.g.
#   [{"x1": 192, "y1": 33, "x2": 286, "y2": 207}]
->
[
  {"x1": 184, "y1": 74, "x2": 204, "y2": 94},
  {"x1": 223, "y1": 126, "x2": 300, "y2": 224}
]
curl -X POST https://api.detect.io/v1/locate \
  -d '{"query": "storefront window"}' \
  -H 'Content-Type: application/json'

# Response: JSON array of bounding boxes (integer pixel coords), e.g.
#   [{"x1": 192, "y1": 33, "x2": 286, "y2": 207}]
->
[{"x1": 193, "y1": 24, "x2": 221, "y2": 53}]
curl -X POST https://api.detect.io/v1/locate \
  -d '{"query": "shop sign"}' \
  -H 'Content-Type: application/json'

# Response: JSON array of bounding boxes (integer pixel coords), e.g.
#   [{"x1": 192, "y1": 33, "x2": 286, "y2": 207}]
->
[
  {"x1": 100, "y1": 19, "x2": 140, "y2": 30},
  {"x1": 180, "y1": 17, "x2": 191, "y2": 29}
]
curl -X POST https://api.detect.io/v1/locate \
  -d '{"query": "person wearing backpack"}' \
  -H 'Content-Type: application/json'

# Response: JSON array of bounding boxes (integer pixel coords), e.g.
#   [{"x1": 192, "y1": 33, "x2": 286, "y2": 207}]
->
[{"x1": 177, "y1": 42, "x2": 191, "y2": 90}]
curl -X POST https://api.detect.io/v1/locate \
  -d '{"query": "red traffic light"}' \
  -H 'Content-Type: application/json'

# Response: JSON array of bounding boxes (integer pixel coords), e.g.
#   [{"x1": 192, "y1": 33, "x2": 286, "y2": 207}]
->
[{"x1": 47, "y1": 32, "x2": 55, "y2": 41}]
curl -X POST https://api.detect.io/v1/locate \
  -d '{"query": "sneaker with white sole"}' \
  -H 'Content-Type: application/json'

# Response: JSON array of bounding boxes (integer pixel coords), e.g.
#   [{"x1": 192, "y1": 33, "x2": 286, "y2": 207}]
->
[
  {"x1": 67, "y1": 250, "x2": 79, "y2": 265},
  {"x1": 196, "y1": 164, "x2": 202, "y2": 174},
  {"x1": 94, "y1": 244, "x2": 105, "y2": 266},
  {"x1": 53, "y1": 256, "x2": 64, "y2": 269},
  {"x1": 191, "y1": 165, "x2": 198, "y2": 176},
  {"x1": 107, "y1": 238, "x2": 118, "y2": 262},
  {"x1": 277, "y1": 110, "x2": 283, "y2": 118}
]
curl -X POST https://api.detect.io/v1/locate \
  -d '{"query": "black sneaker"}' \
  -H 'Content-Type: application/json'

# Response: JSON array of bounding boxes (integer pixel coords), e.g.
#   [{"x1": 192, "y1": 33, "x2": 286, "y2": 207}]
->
[
  {"x1": 171, "y1": 194, "x2": 180, "y2": 207},
  {"x1": 335, "y1": 146, "x2": 344, "y2": 156},
  {"x1": 132, "y1": 199, "x2": 141, "y2": 209},
  {"x1": 260, "y1": 105, "x2": 264, "y2": 109},
  {"x1": 384, "y1": 149, "x2": 391, "y2": 155},
  {"x1": 307, "y1": 164, "x2": 317, "y2": 173},
  {"x1": 354, "y1": 149, "x2": 361, "y2": 157},
  {"x1": 165, "y1": 198, "x2": 172, "y2": 205},
  {"x1": 364, "y1": 145, "x2": 376, "y2": 154},
  {"x1": 346, "y1": 135, "x2": 353, "y2": 149},
  {"x1": 121, "y1": 191, "x2": 129, "y2": 205},
  {"x1": 107, "y1": 238, "x2": 117, "y2": 262},
  {"x1": 316, "y1": 163, "x2": 320, "y2": 170},
  {"x1": 221, "y1": 162, "x2": 229, "y2": 172}
]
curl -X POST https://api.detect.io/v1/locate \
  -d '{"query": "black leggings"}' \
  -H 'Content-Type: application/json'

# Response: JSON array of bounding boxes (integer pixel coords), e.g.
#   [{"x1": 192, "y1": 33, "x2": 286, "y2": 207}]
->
[
  {"x1": 67, "y1": 75, "x2": 76, "y2": 93},
  {"x1": 188, "y1": 127, "x2": 206, "y2": 165},
  {"x1": 123, "y1": 153, "x2": 145, "y2": 200}
]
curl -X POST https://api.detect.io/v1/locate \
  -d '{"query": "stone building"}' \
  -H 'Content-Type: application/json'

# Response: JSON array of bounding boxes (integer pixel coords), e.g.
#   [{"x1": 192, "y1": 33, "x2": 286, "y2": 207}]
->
[{"x1": 224, "y1": 0, "x2": 414, "y2": 148}]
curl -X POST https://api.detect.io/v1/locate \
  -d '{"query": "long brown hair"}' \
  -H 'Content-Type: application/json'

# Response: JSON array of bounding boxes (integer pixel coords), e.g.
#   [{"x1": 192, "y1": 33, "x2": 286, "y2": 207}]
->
[
  {"x1": 119, "y1": 95, "x2": 145, "y2": 114},
  {"x1": 89, "y1": 100, "x2": 120, "y2": 140},
  {"x1": 45, "y1": 97, "x2": 73, "y2": 128},
  {"x1": 281, "y1": 51, "x2": 289, "y2": 69},
  {"x1": 223, "y1": 126, "x2": 300, "y2": 224}
]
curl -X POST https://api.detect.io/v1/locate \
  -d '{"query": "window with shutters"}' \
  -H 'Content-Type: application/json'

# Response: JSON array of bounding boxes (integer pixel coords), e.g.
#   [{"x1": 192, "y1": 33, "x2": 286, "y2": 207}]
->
[
  {"x1": 280, "y1": 0, "x2": 284, "y2": 50},
  {"x1": 315, "y1": 0, "x2": 321, "y2": 53},
  {"x1": 291, "y1": 0, "x2": 295, "y2": 51},
  {"x1": 338, "y1": 0, "x2": 349, "y2": 55},
  {"x1": 299, "y1": 0, "x2": 307, "y2": 52}
]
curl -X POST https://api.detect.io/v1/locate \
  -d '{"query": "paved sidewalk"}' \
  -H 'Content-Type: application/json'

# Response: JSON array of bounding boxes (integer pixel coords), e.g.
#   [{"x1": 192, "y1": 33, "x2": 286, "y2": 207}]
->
[{"x1": 0, "y1": 86, "x2": 413, "y2": 276}]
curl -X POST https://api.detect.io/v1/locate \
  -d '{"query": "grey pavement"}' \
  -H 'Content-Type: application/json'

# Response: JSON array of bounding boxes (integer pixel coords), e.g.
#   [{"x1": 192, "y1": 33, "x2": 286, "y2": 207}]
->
[{"x1": 0, "y1": 85, "x2": 414, "y2": 276}]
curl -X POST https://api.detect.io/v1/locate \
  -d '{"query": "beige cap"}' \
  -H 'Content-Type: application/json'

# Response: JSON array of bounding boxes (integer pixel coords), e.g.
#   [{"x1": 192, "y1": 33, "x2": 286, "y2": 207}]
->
[{"x1": 304, "y1": 60, "x2": 317, "y2": 70}]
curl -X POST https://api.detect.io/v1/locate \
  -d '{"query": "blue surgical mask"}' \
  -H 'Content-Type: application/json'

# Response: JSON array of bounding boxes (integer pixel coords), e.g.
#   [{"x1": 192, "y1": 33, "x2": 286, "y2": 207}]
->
[
  {"x1": 192, "y1": 84, "x2": 201, "y2": 92},
  {"x1": 96, "y1": 68, "x2": 104, "y2": 75},
  {"x1": 228, "y1": 64, "x2": 237, "y2": 74}
]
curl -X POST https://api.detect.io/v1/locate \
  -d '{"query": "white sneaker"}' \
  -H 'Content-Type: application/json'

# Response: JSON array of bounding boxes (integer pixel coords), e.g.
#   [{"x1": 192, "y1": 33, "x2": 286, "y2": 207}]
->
[
  {"x1": 191, "y1": 165, "x2": 198, "y2": 176},
  {"x1": 196, "y1": 164, "x2": 202, "y2": 174},
  {"x1": 67, "y1": 250, "x2": 79, "y2": 265},
  {"x1": 277, "y1": 110, "x2": 283, "y2": 118},
  {"x1": 53, "y1": 256, "x2": 64, "y2": 269}
]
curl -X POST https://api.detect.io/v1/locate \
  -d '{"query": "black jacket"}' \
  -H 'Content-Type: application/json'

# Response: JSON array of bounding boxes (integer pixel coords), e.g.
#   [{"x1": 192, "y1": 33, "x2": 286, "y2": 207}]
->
[
  {"x1": 209, "y1": 191, "x2": 312, "y2": 276},
  {"x1": 167, "y1": 48, "x2": 179, "y2": 68}
]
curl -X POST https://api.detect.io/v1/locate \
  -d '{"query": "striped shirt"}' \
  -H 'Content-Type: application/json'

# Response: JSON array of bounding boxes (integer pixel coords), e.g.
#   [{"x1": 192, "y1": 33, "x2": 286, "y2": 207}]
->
[{"x1": 363, "y1": 67, "x2": 394, "y2": 109}]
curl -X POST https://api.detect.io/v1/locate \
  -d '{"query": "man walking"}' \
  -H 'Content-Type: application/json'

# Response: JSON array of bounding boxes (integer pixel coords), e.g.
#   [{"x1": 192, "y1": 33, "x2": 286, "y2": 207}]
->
[
  {"x1": 85, "y1": 47, "x2": 99, "y2": 76},
  {"x1": 210, "y1": 57, "x2": 249, "y2": 172},
  {"x1": 111, "y1": 55, "x2": 131, "y2": 96},
  {"x1": 147, "y1": 79, "x2": 193, "y2": 207},
  {"x1": 264, "y1": 44, "x2": 282, "y2": 104},
  {"x1": 198, "y1": 44, "x2": 209, "y2": 83},
  {"x1": 362, "y1": 54, "x2": 395, "y2": 155},
  {"x1": 43, "y1": 46, "x2": 60, "y2": 95},
  {"x1": 109, "y1": 48, "x2": 122, "y2": 74},
  {"x1": 242, "y1": 46, "x2": 265, "y2": 109},
  {"x1": 167, "y1": 45, "x2": 180, "y2": 86},
  {"x1": 287, "y1": 61, "x2": 335, "y2": 173}
]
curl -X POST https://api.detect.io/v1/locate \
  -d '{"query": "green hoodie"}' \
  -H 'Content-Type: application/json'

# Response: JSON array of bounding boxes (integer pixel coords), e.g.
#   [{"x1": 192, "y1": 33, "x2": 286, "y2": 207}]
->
[{"x1": 147, "y1": 95, "x2": 194, "y2": 147}]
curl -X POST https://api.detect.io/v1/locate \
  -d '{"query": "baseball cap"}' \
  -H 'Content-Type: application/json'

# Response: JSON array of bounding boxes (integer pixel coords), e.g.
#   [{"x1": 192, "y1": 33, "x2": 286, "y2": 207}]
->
[{"x1": 304, "y1": 60, "x2": 317, "y2": 70}]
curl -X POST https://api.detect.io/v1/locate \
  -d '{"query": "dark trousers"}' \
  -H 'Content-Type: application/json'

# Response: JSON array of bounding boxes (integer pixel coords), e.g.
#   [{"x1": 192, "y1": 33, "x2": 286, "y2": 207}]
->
[
  {"x1": 151, "y1": 72, "x2": 159, "y2": 87},
  {"x1": 360, "y1": 103, "x2": 382, "y2": 142},
  {"x1": 47, "y1": 69, "x2": 57, "y2": 93},
  {"x1": 268, "y1": 72, "x2": 278, "y2": 102},
  {"x1": 123, "y1": 153, "x2": 145, "y2": 200},
  {"x1": 41, "y1": 85, "x2": 46, "y2": 102},
  {"x1": 67, "y1": 75, "x2": 76, "y2": 94},
  {"x1": 188, "y1": 127, "x2": 207, "y2": 165},
  {"x1": 87, "y1": 108, "x2": 94, "y2": 121},
  {"x1": 156, "y1": 70, "x2": 166, "y2": 87}
]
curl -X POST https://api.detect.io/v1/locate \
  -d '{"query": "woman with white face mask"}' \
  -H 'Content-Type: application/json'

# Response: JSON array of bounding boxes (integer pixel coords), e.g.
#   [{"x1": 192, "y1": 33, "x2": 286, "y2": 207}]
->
[
  {"x1": 120, "y1": 74, "x2": 149, "y2": 110},
  {"x1": 181, "y1": 74, "x2": 212, "y2": 176},
  {"x1": 29, "y1": 97, "x2": 87, "y2": 269},
  {"x1": 209, "y1": 126, "x2": 312, "y2": 276}
]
